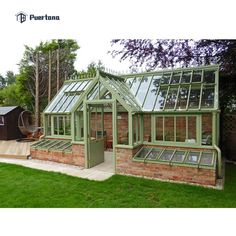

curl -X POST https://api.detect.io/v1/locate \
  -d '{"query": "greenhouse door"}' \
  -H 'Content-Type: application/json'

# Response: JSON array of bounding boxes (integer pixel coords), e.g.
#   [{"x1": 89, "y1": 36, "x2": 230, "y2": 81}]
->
[{"x1": 87, "y1": 104, "x2": 105, "y2": 168}]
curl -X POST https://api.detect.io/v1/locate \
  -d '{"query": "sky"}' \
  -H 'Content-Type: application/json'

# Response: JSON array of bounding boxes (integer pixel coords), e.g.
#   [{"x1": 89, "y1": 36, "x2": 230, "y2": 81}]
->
[{"x1": 0, "y1": 38, "x2": 132, "y2": 76}]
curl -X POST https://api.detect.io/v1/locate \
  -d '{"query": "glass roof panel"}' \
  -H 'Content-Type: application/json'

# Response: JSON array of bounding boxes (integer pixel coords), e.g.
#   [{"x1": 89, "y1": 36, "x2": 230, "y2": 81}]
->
[
  {"x1": 188, "y1": 87, "x2": 201, "y2": 109},
  {"x1": 201, "y1": 85, "x2": 214, "y2": 108},
  {"x1": 130, "y1": 77, "x2": 143, "y2": 95},
  {"x1": 172, "y1": 151, "x2": 186, "y2": 163},
  {"x1": 126, "y1": 77, "x2": 134, "y2": 88},
  {"x1": 154, "y1": 88, "x2": 168, "y2": 110},
  {"x1": 45, "y1": 84, "x2": 70, "y2": 112},
  {"x1": 176, "y1": 86, "x2": 189, "y2": 110},
  {"x1": 192, "y1": 70, "x2": 202, "y2": 82},
  {"x1": 203, "y1": 70, "x2": 216, "y2": 83},
  {"x1": 142, "y1": 75, "x2": 161, "y2": 111},
  {"x1": 171, "y1": 72, "x2": 181, "y2": 84},
  {"x1": 159, "y1": 150, "x2": 174, "y2": 161},
  {"x1": 181, "y1": 71, "x2": 192, "y2": 83},
  {"x1": 164, "y1": 87, "x2": 178, "y2": 109},
  {"x1": 161, "y1": 73, "x2": 171, "y2": 84},
  {"x1": 136, "y1": 76, "x2": 152, "y2": 105}
]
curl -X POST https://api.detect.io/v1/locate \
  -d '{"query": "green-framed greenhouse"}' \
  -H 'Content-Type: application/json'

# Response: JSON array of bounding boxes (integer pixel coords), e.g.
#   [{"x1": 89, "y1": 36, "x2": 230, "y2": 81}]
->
[{"x1": 31, "y1": 64, "x2": 222, "y2": 186}]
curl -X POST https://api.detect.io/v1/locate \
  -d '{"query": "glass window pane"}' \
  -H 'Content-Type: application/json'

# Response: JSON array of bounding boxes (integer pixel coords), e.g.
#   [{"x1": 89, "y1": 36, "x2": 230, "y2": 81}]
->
[
  {"x1": 200, "y1": 152, "x2": 214, "y2": 165},
  {"x1": 188, "y1": 87, "x2": 201, "y2": 109},
  {"x1": 192, "y1": 70, "x2": 202, "y2": 82},
  {"x1": 133, "y1": 115, "x2": 137, "y2": 143},
  {"x1": 176, "y1": 86, "x2": 189, "y2": 110},
  {"x1": 176, "y1": 116, "x2": 186, "y2": 142},
  {"x1": 58, "y1": 117, "x2": 64, "y2": 135},
  {"x1": 65, "y1": 116, "x2": 71, "y2": 135},
  {"x1": 70, "y1": 81, "x2": 83, "y2": 91},
  {"x1": 171, "y1": 72, "x2": 181, "y2": 84},
  {"x1": 185, "y1": 151, "x2": 200, "y2": 164},
  {"x1": 161, "y1": 73, "x2": 171, "y2": 84},
  {"x1": 126, "y1": 77, "x2": 134, "y2": 88},
  {"x1": 135, "y1": 148, "x2": 150, "y2": 159},
  {"x1": 156, "y1": 116, "x2": 163, "y2": 141},
  {"x1": 146, "y1": 149, "x2": 161, "y2": 160},
  {"x1": 143, "y1": 114, "x2": 151, "y2": 142},
  {"x1": 53, "y1": 117, "x2": 58, "y2": 135},
  {"x1": 130, "y1": 77, "x2": 142, "y2": 95},
  {"x1": 136, "y1": 76, "x2": 152, "y2": 105},
  {"x1": 45, "y1": 115, "x2": 51, "y2": 136},
  {"x1": 164, "y1": 88, "x2": 178, "y2": 109},
  {"x1": 164, "y1": 117, "x2": 174, "y2": 141},
  {"x1": 154, "y1": 89, "x2": 167, "y2": 110},
  {"x1": 187, "y1": 116, "x2": 196, "y2": 143},
  {"x1": 181, "y1": 71, "x2": 192, "y2": 83},
  {"x1": 203, "y1": 70, "x2": 215, "y2": 83},
  {"x1": 159, "y1": 150, "x2": 174, "y2": 161},
  {"x1": 202, "y1": 114, "x2": 212, "y2": 145},
  {"x1": 172, "y1": 151, "x2": 186, "y2": 163},
  {"x1": 201, "y1": 86, "x2": 214, "y2": 108},
  {"x1": 143, "y1": 75, "x2": 161, "y2": 111}
]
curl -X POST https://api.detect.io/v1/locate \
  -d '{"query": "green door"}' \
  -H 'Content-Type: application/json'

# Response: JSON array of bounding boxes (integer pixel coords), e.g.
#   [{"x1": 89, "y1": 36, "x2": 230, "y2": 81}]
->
[{"x1": 87, "y1": 105, "x2": 104, "y2": 168}]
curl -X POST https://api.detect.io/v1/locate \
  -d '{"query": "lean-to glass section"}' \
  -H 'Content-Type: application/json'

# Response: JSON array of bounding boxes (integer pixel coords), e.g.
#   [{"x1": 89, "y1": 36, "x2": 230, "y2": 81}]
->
[
  {"x1": 188, "y1": 87, "x2": 201, "y2": 109},
  {"x1": 164, "y1": 87, "x2": 178, "y2": 109},
  {"x1": 130, "y1": 77, "x2": 143, "y2": 95}
]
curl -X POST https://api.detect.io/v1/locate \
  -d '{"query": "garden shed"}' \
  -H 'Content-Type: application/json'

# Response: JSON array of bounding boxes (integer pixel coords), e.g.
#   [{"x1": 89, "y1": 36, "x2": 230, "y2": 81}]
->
[
  {"x1": 0, "y1": 106, "x2": 24, "y2": 140},
  {"x1": 31, "y1": 64, "x2": 222, "y2": 186}
]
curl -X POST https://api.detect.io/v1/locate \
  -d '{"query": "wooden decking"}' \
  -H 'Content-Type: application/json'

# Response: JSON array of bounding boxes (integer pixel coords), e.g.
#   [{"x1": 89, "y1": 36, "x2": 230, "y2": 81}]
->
[{"x1": 0, "y1": 140, "x2": 32, "y2": 159}]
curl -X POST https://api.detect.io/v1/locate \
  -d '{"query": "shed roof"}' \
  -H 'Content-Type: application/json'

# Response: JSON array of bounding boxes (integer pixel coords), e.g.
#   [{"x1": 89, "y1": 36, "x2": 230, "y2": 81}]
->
[{"x1": 0, "y1": 106, "x2": 18, "y2": 115}]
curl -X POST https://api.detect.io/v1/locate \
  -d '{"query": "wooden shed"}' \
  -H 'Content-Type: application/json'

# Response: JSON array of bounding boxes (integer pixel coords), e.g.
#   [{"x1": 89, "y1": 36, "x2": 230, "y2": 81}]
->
[{"x1": 0, "y1": 106, "x2": 24, "y2": 140}]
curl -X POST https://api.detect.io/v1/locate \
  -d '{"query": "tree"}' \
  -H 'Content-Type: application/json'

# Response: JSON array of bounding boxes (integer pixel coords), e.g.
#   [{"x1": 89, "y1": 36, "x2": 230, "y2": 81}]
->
[
  {"x1": 18, "y1": 39, "x2": 79, "y2": 126},
  {"x1": 5, "y1": 71, "x2": 16, "y2": 85},
  {"x1": 0, "y1": 75, "x2": 6, "y2": 89},
  {"x1": 77, "y1": 60, "x2": 105, "y2": 78},
  {"x1": 110, "y1": 39, "x2": 236, "y2": 112}
]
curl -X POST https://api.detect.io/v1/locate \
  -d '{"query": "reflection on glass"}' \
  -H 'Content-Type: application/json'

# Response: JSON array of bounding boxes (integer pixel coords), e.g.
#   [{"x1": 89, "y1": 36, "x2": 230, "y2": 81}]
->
[
  {"x1": 143, "y1": 75, "x2": 161, "y2": 111},
  {"x1": 203, "y1": 70, "x2": 215, "y2": 83},
  {"x1": 176, "y1": 86, "x2": 189, "y2": 109},
  {"x1": 146, "y1": 149, "x2": 161, "y2": 160},
  {"x1": 70, "y1": 81, "x2": 83, "y2": 92},
  {"x1": 45, "y1": 84, "x2": 69, "y2": 112},
  {"x1": 185, "y1": 152, "x2": 200, "y2": 164},
  {"x1": 161, "y1": 73, "x2": 171, "y2": 84},
  {"x1": 154, "y1": 89, "x2": 167, "y2": 110},
  {"x1": 200, "y1": 153, "x2": 213, "y2": 165},
  {"x1": 181, "y1": 71, "x2": 192, "y2": 83},
  {"x1": 176, "y1": 116, "x2": 186, "y2": 142},
  {"x1": 143, "y1": 114, "x2": 151, "y2": 142},
  {"x1": 164, "y1": 117, "x2": 174, "y2": 141},
  {"x1": 159, "y1": 150, "x2": 174, "y2": 161},
  {"x1": 201, "y1": 86, "x2": 214, "y2": 108},
  {"x1": 130, "y1": 77, "x2": 142, "y2": 95},
  {"x1": 192, "y1": 70, "x2": 202, "y2": 82},
  {"x1": 164, "y1": 88, "x2": 178, "y2": 109},
  {"x1": 202, "y1": 113, "x2": 212, "y2": 145},
  {"x1": 172, "y1": 151, "x2": 185, "y2": 162},
  {"x1": 135, "y1": 148, "x2": 150, "y2": 159},
  {"x1": 171, "y1": 72, "x2": 181, "y2": 84},
  {"x1": 126, "y1": 77, "x2": 134, "y2": 88},
  {"x1": 188, "y1": 87, "x2": 201, "y2": 108},
  {"x1": 136, "y1": 76, "x2": 152, "y2": 105}
]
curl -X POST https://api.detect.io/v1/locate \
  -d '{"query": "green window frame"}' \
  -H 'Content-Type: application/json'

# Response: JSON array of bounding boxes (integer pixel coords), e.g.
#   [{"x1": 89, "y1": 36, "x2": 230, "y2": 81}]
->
[
  {"x1": 51, "y1": 115, "x2": 71, "y2": 138},
  {"x1": 154, "y1": 114, "x2": 199, "y2": 146}
]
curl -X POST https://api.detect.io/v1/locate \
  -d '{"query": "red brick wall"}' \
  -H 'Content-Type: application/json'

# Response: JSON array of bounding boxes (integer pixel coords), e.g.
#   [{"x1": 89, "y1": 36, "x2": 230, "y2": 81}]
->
[
  {"x1": 31, "y1": 144, "x2": 85, "y2": 167},
  {"x1": 116, "y1": 146, "x2": 216, "y2": 186}
]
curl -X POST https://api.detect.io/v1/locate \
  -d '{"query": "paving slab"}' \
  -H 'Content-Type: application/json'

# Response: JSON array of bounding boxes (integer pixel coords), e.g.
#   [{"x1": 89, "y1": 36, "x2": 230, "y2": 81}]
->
[{"x1": 0, "y1": 155, "x2": 114, "y2": 181}]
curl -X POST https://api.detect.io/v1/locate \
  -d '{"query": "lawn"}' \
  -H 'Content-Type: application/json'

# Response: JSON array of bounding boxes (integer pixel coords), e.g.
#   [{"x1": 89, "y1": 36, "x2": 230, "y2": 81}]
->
[{"x1": 0, "y1": 162, "x2": 236, "y2": 207}]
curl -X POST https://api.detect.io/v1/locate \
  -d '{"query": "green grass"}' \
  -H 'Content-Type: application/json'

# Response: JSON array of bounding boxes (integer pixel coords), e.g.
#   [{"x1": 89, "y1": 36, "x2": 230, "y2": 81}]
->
[{"x1": 0, "y1": 162, "x2": 236, "y2": 207}]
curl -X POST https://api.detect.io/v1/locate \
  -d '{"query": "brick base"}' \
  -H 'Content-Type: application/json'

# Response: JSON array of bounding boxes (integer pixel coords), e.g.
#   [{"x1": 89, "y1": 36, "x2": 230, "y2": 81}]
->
[
  {"x1": 116, "y1": 146, "x2": 216, "y2": 186},
  {"x1": 31, "y1": 144, "x2": 85, "y2": 167}
]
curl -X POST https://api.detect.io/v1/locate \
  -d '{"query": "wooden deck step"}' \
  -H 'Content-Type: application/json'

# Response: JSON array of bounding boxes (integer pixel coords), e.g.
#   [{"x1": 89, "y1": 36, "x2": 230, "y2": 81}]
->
[{"x1": 0, "y1": 140, "x2": 33, "y2": 159}]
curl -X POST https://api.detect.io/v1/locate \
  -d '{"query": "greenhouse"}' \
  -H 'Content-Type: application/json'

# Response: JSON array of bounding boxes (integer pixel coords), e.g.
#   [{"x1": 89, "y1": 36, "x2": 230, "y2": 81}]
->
[{"x1": 31, "y1": 64, "x2": 222, "y2": 186}]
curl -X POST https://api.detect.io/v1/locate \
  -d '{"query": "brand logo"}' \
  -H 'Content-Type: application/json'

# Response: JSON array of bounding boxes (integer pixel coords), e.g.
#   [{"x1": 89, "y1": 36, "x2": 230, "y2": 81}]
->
[
  {"x1": 15, "y1": 11, "x2": 60, "y2": 23},
  {"x1": 15, "y1": 11, "x2": 27, "y2": 23}
]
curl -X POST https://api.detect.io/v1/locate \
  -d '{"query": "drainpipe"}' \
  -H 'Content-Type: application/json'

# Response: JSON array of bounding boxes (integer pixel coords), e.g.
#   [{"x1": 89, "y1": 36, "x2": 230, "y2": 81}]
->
[{"x1": 214, "y1": 144, "x2": 222, "y2": 178}]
